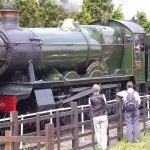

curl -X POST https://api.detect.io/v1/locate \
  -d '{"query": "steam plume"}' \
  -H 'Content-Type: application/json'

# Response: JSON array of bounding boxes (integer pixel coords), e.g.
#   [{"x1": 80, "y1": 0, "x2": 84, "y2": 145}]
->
[{"x1": 54, "y1": 0, "x2": 83, "y2": 14}]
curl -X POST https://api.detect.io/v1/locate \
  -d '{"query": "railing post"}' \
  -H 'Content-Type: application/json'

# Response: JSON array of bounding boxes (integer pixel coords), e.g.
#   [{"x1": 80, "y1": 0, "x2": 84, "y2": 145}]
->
[
  {"x1": 5, "y1": 130, "x2": 12, "y2": 150},
  {"x1": 45, "y1": 123, "x2": 54, "y2": 150},
  {"x1": 116, "y1": 96, "x2": 123, "y2": 140},
  {"x1": 10, "y1": 111, "x2": 19, "y2": 149},
  {"x1": 81, "y1": 105, "x2": 85, "y2": 142},
  {"x1": 19, "y1": 115, "x2": 24, "y2": 149},
  {"x1": 143, "y1": 98, "x2": 146, "y2": 132},
  {"x1": 56, "y1": 111, "x2": 61, "y2": 150},
  {"x1": 90, "y1": 112, "x2": 95, "y2": 149},
  {"x1": 107, "y1": 103, "x2": 110, "y2": 146},
  {"x1": 36, "y1": 113, "x2": 41, "y2": 150},
  {"x1": 71, "y1": 102, "x2": 79, "y2": 149}
]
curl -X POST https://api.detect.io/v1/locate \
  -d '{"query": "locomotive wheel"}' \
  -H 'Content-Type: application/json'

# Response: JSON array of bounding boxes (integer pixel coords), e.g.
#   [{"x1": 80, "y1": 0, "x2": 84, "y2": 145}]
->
[
  {"x1": 59, "y1": 102, "x2": 72, "y2": 125},
  {"x1": 40, "y1": 119, "x2": 51, "y2": 130},
  {"x1": 103, "y1": 87, "x2": 118, "y2": 115},
  {"x1": 78, "y1": 96, "x2": 90, "y2": 121},
  {"x1": 0, "y1": 113, "x2": 10, "y2": 136}
]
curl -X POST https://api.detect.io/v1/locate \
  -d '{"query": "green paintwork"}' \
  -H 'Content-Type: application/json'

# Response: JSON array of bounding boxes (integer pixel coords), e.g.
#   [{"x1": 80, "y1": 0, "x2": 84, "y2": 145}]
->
[
  {"x1": 63, "y1": 71, "x2": 80, "y2": 79},
  {"x1": 110, "y1": 69, "x2": 125, "y2": 75},
  {"x1": 86, "y1": 61, "x2": 105, "y2": 75},
  {"x1": 121, "y1": 44, "x2": 133, "y2": 75},
  {"x1": 108, "y1": 21, "x2": 134, "y2": 76},
  {"x1": 47, "y1": 67, "x2": 62, "y2": 80},
  {"x1": 147, "y1": 52, "x2": 150, "y2": 82},
  {"x1": 29, "y1": 25, "x2": 120, "y2": 80},
  {"x1": 30, "y1": 20, "x2": 146, "y2": 82},
  {"x1": 108, "y1": 21, "x2": 145, "y2": 83},
  {"x1": 145, "y1": 33, "x2": 150, "y2": 82},
  {"x1": 133, "y1": 51, "x2": 145, "y2": 83},
  {"x1": 89, "y1": 70, "x2": 103, "y2": 77}
]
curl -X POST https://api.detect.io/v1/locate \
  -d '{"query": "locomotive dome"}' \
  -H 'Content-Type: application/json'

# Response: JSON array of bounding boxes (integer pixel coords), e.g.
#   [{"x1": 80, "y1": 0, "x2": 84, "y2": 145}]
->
[{"x1": 57, "y1": 16, "x2": 80, "y2": 31}]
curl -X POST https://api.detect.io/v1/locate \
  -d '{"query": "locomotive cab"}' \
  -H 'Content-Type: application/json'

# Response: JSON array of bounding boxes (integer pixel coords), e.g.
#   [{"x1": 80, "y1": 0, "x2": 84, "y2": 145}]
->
[{"x1": 107, "y1": 20, "x2": 146, "y2": 84}]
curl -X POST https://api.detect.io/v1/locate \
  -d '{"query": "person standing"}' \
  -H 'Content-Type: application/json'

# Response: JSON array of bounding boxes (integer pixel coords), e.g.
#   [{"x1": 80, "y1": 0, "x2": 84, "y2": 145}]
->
[
  {"x1": 116, "y1": 81, "x2": 141, "y2": 143},
  {"x1": 89, "y1": 84, "x2": 108, "y2": 150}
]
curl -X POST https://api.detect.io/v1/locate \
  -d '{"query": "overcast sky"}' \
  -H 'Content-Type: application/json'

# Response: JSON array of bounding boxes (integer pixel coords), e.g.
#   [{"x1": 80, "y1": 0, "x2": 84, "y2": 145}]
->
[{"x1": 113, "y1": 0, "x2": 150, "y2": 20}]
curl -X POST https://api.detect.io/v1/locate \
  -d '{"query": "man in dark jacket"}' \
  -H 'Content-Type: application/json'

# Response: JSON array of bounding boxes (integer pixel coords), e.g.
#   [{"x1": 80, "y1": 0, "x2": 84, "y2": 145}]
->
[{"x1": 89, "y1": 84, "x2": 108, "y2": 150}]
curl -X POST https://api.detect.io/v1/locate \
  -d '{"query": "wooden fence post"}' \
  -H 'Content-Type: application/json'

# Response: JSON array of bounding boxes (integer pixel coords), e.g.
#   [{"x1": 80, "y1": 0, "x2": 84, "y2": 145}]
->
[
  {"x1": 143, "y1": 98, "x2": 146, "y2": 132},
  {"x1": 36, "y1": 113, "x2": 41, "y2": 150},
  {"x1": 56, "y1": 111, "x2": 61, "y2": 150},
  {"x1": 71, "y1": 102, "x2": 79, "y2": 150},
  {"x1": 10, "y1": 111, "x2": 19, "y2": 150},
  {"x1": 45, "y1": 123, "x2": 54, "y2": 150},
  {"x1": 5, "y1": 130, "x2": 12, "y2": 150},
  {"x1": 90, "y1": 114, "x2": 95, "y2": 148},
  {"x1": 116, "y1": 97, "x2": 123, "y2": 140}
]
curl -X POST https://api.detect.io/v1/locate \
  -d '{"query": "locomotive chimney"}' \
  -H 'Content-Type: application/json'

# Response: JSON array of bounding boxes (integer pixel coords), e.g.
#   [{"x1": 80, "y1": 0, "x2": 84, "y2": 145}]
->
[
  {"x1": 0, "y1": 7, "x2": 21, "y2": 30},
  {"x1": 58, "y1": 15, "x2": 79, "y2": 31}
]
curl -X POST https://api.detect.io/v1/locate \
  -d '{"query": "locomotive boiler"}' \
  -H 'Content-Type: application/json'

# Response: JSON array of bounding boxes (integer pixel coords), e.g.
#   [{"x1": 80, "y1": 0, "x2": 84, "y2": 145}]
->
[{"x1": 0, "y1": 7, "x2": 149, "y2": 121}]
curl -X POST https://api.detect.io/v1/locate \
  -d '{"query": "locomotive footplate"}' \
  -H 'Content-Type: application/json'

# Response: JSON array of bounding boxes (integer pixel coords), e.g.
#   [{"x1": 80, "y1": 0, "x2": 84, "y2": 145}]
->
[{"x1": 31, "y1": 75, "x2": 133, "y2": 89}]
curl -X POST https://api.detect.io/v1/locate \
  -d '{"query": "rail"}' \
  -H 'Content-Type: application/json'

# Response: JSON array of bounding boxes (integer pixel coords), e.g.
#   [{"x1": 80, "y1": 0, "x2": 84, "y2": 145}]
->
[
  {"x1": 0, "y1": 95, "x2": 149, "y2": 122},
  {"x1": 0, "y1": 94, "x2": 149, "y2": 123}
]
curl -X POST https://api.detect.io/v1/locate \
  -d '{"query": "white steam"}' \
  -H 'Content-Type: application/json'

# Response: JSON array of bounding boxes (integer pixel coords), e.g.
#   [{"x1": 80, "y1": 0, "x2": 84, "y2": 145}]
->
[{"x1": 54, "y1": 0, "x2": 83, "y2": 14}]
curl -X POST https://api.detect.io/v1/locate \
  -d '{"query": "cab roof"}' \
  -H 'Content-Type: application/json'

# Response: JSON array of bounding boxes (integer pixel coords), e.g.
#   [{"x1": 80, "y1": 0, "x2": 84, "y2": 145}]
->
[{"x1": 108, "y1": 20, "x2": 146, "y2": 34}]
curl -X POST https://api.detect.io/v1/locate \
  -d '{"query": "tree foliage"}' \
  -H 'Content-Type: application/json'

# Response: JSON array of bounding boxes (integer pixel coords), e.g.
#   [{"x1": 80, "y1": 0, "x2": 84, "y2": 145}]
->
[
  {"x1": 136, "y1": 11, "x2": 150, "y2": 32},
  {"x1": 13, "y1": 0, "x2": 66, "y2": 27},
  {"x1": 14, "y1": 0, "x2": 46, "y2": 27},
  {"x1": 0, "y1": 0, "x2": 149, "y2": 33},
  {"x1": 40, "y1": 1, "x2": 65, "y2": 27},
  {"x1": 9, "y1": 0, "x2": 115, "y2": 27},
  {"x1": 111, "y1": 7, "x2": 124, "y2": 20},
  {"x1": 75, "y1": 3, "x2": 92, "y2": 24},
  {"x1": 83, "y1": 0, "x2": 114, "y2": 21}
]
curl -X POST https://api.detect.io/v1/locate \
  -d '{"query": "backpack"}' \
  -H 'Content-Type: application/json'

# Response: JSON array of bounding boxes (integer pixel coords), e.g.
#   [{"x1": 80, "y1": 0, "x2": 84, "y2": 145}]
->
[{"x1": 124, "y1": 91, "x2": 137, "y2": 111}]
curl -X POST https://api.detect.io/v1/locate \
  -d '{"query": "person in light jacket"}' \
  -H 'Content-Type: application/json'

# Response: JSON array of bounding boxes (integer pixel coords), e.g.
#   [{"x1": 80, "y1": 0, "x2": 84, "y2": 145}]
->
[
  {"x1": 89, "y1": 84, "x2": 108, "y2": 150},
  {"x1": 116, "y1": 81, "x2": 141, "y2": 143}
]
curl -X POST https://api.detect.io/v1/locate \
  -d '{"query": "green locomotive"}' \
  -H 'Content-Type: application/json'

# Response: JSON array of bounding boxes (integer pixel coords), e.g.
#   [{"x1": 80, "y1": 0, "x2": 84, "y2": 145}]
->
[{"x1": 0, "y1": 8, "x2": 149, "y2": 122}]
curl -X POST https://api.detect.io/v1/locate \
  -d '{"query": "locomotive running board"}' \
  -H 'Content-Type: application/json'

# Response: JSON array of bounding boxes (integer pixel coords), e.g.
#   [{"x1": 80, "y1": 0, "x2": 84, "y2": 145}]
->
[
  {"x1": 0, "y1": 75, "x2": 133, "y2": 93},
  {"x1": 31, "y1": 75, "x2": 133, "y2": 89}
]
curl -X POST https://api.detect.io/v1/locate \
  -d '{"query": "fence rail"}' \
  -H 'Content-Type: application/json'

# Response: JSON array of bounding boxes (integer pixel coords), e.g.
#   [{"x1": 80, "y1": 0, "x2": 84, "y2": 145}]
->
[
  {"x1": 0, "y1": 97, "x2": 150, "y2": 150},
  {"x1": 0, "y1": 124, "x2": 54, "y2": 150}
]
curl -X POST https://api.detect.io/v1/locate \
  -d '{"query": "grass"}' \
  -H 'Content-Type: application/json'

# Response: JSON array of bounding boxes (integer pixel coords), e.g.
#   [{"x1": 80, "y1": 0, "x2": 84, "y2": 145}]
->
[
  {"x1": 107, "y1": 131, "x2": 150, "y2": 150},
  {"x1": 26, "y1": 131, "x2": 150, "y2": 150}
]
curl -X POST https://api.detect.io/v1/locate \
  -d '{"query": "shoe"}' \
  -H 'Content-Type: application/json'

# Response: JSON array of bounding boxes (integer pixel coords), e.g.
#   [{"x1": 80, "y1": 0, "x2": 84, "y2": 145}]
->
[
  {"x1": 127, "y1": 140, "x2": 134, "y2": 143},
  {"x1": 96, "y1": 146, "x2": 101, "y2": 150},
  {"x1": 134, "y1": 139, "x2": 139, "y2": 143}
]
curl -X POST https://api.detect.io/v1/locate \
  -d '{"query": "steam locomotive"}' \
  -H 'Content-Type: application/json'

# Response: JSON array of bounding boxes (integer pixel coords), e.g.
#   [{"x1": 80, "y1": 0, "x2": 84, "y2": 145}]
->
[{"x1": 0, "y1": 7, "x2": 149, "y2": 121}]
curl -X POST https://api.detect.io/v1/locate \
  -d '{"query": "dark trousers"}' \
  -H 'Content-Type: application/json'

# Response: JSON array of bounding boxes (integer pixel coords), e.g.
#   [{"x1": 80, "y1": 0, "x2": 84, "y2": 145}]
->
[{"x1": 124, "y1": 108, "x2": 139, "y2": 142}]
